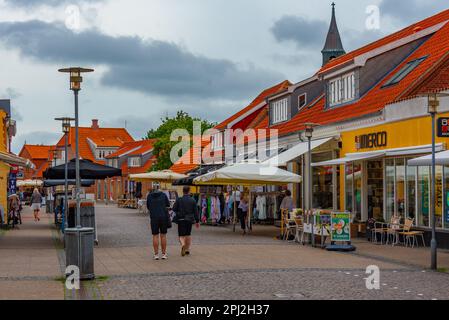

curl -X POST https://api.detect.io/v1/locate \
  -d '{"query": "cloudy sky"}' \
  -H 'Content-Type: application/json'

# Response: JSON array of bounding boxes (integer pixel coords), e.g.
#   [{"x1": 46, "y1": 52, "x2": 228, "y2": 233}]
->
[{"x1": 0, "y1": 0, "x2": 447, "y2": 153}]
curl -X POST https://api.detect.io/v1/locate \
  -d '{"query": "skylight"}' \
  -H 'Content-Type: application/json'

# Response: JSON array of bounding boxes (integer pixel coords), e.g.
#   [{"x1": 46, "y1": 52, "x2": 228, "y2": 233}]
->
[{"x1": 382, "y1": 56, "x2": 427, "y2": 87}]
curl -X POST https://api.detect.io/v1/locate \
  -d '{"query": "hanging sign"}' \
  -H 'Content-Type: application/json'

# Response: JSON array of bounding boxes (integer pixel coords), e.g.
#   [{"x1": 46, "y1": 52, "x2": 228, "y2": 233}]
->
[
  {"x1": 330, "y1": 212, "x2": 351, "y2": 242},
  {"x1": 437, "y1": 118, "x2": 449, "y2": 137}
]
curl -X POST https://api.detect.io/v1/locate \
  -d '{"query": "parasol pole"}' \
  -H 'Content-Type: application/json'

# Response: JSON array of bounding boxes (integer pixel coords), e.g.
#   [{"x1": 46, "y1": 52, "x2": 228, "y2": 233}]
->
[{"x1": 248, "y1": 188, "x2": 252, "y2": 232}]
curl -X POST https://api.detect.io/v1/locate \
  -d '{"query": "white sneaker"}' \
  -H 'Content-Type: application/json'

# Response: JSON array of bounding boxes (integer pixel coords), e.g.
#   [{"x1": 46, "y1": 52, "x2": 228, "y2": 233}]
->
[
  {"x1": 153, "y1": 254, "x2": 160, "y2": 260},
  {"x1": 161, "y1": 253, "x2": 168, "y2": 260}
]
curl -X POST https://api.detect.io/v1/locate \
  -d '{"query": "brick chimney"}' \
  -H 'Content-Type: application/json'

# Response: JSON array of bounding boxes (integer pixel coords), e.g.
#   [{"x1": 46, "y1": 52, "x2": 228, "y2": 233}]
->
[{"x1": 91, "y1": 119, "x2": 99, "y2": 129}]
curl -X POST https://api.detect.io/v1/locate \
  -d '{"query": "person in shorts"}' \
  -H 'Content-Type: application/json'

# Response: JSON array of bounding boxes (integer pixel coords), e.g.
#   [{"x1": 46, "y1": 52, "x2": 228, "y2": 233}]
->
[
  {"x1": 147, "y1": 187, "x2": 171, "y2": 260},
  {"x1": 172, "y1": 186, "x2": 200, "y2": 256},
  {"x1": 31, "y1": 188, "x2": 42, "y2": 222}
]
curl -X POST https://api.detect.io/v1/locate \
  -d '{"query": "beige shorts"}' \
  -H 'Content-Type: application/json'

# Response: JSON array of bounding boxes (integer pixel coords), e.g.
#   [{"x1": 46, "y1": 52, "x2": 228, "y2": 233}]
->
[{"x1": 31, "y1": 203, "x2": 41, "y2": 211}]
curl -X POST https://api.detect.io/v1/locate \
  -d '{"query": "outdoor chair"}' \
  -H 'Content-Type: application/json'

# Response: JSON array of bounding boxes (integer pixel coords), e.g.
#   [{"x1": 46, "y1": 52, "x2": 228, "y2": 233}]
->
[
  {"x1": 281, "y1": 209, "x2": 295, "y2": 241},
  {"x1": 399, "y1": 218, "x2": 425, "y2": 248},
  {"x1": 385, "y1": 216, "x2": 402, "y2": 246}
]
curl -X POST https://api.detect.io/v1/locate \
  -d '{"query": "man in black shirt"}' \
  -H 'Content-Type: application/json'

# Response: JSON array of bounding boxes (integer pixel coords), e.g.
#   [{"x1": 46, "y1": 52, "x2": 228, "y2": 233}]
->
[
  {"x1": 147, "y1": 187, "x2": 171, "y2": 260},
  {"x1": 173, "y1": 186, "x2": 200, "y2": 256}
]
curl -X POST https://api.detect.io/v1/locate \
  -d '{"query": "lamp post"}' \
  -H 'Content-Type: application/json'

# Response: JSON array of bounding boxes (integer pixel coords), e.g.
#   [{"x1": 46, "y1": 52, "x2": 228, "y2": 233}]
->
[
  {"x1": 58, "y1": 67, "x2": 94, "y2": 228},
  {"x1": 428, "y1": 93, "x2": 439, "y2": 270},
  {"x1": 55, "y1": 117, "x2": 75, "y2": 233},
  {"x1": 304, "y1": 123, "x2": 320, "y2": 247},
  {"x1": 59, "y1": 67, "x2": 95, "y2": 280}
]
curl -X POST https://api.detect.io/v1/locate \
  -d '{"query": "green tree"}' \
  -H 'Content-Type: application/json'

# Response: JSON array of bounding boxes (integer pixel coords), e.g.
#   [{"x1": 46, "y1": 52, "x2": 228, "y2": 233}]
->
[{"x1": 147, "y1": 111, "x2": 216, "y2": 171}]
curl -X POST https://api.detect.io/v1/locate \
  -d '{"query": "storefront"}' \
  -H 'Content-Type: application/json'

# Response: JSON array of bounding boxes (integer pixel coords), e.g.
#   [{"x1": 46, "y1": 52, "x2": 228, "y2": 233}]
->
[{"x1": 312, "y1": 112, "x2": 449, "y2": 247}]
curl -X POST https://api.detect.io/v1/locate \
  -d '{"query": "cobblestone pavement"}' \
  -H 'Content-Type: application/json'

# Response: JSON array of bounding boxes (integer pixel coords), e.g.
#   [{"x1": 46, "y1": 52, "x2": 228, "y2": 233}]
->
[{"x1": 92, "y1": 205, "x2": 449, "y2": 300}]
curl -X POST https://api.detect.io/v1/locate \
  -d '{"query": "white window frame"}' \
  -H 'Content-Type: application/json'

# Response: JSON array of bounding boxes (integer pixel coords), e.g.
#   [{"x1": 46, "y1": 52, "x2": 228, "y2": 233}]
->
[
  {"x1": 128, "y1": 156, "x2": 141, "y2": 168},
  {"x1": 328, "y1": 72, "x2": 356, "y2": 107},
  {"x1": 211, "y1": 131, "x2": 224, "y2": 151},
  {"x1": 298, "y1": 93, "x2": 307, "y2": 110},
  {"x1": 272, "y1": 98, "x2": 289, "y2": 124}
]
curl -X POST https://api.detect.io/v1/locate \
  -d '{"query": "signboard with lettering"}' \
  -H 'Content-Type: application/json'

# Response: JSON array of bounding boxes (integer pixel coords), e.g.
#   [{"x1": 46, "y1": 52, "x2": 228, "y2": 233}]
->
[
  {"x1": 330, "y1": 212, "x2": 351, "y2": 242},
  {"x1": 438, "y1": 118, "x2": 449, "y2": 138},
  {"x1": 8, "y1": 172, "x2": 17, "y2": 196},
  {"x1": 355, "y1": 132, "x2": 387, "y2": 150}
]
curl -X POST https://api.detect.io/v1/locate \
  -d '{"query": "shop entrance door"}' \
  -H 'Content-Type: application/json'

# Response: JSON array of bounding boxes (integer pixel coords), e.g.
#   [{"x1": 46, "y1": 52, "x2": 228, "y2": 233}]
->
[{"x1": 367, "y1": 160, "x2": 384, "y2": 220}]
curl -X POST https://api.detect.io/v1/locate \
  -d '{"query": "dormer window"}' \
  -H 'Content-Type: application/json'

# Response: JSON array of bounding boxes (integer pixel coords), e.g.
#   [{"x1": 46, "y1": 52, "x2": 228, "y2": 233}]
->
[
  {"x1": 382, "y1": 56, "x2": 427, "y2": 88},
  {"x1": 211, "y1": 131, "x2": 223, "y2": 151},
  {"x1": 128, "y1": 157, "x2": 141, "y2": 167},
  {"x1": 272, "y1": 98, "x2": 289, "y2": 124},
  {"x1": 298, "y1": 93, "x2": 307, "y2": 110},
  {"x1": 328, "y1": 72, "x2": 355, "y2": 107}
]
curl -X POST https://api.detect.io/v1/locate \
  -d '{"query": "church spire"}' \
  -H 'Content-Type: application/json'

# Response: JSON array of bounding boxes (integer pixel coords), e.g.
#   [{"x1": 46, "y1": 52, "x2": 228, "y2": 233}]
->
[{"x1": 321, "y1": 2, "x2": 346, "y2": 66}]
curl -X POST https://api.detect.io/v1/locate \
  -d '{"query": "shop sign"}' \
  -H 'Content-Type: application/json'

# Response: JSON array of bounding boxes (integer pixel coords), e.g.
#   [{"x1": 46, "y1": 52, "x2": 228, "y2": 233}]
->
[
  {"x1": 330, "y1": 212, "x2": 351, "y2": 242},
  {"x1": 437, "y1": 118, "x2": 449, "y2": 138},
  {"x1": 355, "y1": 132, "x2": 387, "y2": 150},
  {"x1": 8, "y1": 172, "x2": 17, "y2": 196}
]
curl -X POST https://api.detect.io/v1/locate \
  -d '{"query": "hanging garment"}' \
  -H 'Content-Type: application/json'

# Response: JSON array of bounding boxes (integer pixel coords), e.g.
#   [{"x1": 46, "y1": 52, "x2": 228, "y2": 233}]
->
[{"x1": 256, "y1": 196, "x2": 267, "y2": 220}]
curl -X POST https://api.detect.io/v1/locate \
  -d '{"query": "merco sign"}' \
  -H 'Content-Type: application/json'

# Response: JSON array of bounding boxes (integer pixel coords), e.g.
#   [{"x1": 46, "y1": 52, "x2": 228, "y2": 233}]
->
[{"x1": 355, "y1": 132, "x2": 387, "y2": 150}]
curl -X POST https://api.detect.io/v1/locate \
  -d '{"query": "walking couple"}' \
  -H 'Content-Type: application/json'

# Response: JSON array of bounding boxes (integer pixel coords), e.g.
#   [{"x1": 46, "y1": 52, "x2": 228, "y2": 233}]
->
[{"x1": 146, "y1": 186, "x2": 199, "y2": 260}]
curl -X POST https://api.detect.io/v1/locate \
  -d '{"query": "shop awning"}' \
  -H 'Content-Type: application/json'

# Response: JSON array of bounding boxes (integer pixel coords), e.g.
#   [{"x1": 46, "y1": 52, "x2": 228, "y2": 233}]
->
[
  {"x1": 263, "y1": 137, "x2": 333, "y2": 167},
  {"x1": 312, "y1": 143, "x2": 445, "y2": 167},
  {"x1": 407, "y1": 150, "x2": 449, "y2": 166},
  {"x1": 17, "y1": 179, "x2": 43, "y2": 187},
  {"x1": 0, "y1": 151, "x2": 35, "y2": 168}
]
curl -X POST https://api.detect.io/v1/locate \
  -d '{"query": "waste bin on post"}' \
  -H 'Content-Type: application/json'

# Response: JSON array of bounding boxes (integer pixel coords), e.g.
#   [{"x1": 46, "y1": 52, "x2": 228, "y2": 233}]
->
[
  {"x1": 65, "y1": 227, "x2": 95, "y2": 280},
  {"x1": 67, "y1": 200, "x2": 96, "y2": 243}
]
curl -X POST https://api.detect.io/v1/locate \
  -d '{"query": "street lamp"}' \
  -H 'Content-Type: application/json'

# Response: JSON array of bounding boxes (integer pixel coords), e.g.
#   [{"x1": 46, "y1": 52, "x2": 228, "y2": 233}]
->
[
  {"x1": 58, "y1": 67, "x2": 94, "y2": 228},
  {"x1": 59, "y1": 67, "x2": 95, "y2": 280},
  {"x1": 304, "y1": 122, "x2": 320, "y2": 247},
  {"x1": 55, "y1": 117, "x2": 75, "y2": 233}
]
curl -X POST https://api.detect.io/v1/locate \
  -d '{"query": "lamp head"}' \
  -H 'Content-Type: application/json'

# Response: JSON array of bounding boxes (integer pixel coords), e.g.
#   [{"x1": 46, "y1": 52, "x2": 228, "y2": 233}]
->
[
  {"x1": 304, "y1": 122, "x2": 320, "y2": 138},
  {"x1": 58, "y1": 67, "x2": 94, "y2": 91}
]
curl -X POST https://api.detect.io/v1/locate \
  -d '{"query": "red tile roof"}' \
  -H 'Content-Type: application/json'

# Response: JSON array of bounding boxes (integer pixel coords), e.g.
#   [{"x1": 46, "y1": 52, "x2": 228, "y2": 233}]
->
[
  {"x1": 274, "y1": 11, "x2": 449, "y2": 136},
  {"x1": 106, "y1": 139, "x2": 157, "y2": 159},
  {"x1": 319, "y1": 9, "x2": 449, "y2": 74},
  {"x1": 215, "y1": 80, "x2": 291, "y2": 130},
  {"x1": 19, "y1": 145, "x2": 54, "y2": 160},
  {"x1": 56, "y1": 125, "x2": 134, "y2": 164}
]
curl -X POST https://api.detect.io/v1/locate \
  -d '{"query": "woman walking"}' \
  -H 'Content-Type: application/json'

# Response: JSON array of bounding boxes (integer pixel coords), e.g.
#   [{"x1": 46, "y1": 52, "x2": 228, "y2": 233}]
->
[
  {"x1": 31, "y1": 188, "x2": 42, "y2": 222},
  {"x1": 238, "y1": 194, "x2": 249, "y2": 235}
]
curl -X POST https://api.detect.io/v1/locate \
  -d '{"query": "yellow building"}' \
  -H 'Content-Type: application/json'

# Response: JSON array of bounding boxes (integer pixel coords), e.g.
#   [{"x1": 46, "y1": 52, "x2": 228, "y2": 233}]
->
[{"x1": 0, "y1": 100, "x2": 33, "y2": 223}]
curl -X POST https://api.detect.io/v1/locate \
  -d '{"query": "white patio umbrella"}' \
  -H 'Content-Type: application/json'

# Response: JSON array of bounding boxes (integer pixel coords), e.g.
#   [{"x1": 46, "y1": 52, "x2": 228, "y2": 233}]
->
[
  {"x1": 17, "y1": 179, "x2": 43, "y2": 187},
  {"x1": 129, "y1": 170, "x2": 188, "y2": 183},
  {"x1": 193, "y1": 162, "x2": 302, "y2": 232}
]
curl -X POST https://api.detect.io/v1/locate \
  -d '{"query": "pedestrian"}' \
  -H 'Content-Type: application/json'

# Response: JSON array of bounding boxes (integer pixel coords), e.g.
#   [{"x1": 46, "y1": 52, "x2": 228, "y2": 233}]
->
[
  {"x1": 280, "y1": 190, "x2": 294, "y2": 213},
  {"x1": 146, "y1": 185, "x2": 171, "y2": 260},
  {"x1": 31, "y1": 188, "x2": 42, "y2": 222},
  {"x1": 173, "y1": 186, "x2": 200, "y2": 257},
  {"x1": 238, "y1": 194, "x2": 249, "y2": 235}
]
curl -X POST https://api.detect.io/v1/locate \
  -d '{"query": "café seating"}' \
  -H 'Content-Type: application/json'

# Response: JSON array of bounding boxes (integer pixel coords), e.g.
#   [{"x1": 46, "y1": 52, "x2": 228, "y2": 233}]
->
[{"x1": 399, "y1": 218, "x2": 426, "y2": 248}]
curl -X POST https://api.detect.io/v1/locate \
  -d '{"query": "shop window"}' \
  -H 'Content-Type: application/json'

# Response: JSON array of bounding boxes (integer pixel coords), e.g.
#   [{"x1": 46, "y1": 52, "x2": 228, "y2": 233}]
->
[
  {"x1": 444, "y1": 167, "x2": 449, "y2": 229},
  {"x1": 312, "y1": 152, "x2": 334, "y2": 210},
  {"x1": 385, "y1": 159, "x2": 395, "y2": 223},
  {"x1": 406, "y1": 165, "x2": 417, "y2": 222},
  {"x1": 345, "y1": 164, "x2": 353, "y2": 214},
  {"x1": 396, "y1": 158, "x2": 406, "y2": 219},
  {"x1": 367, "y1": 160, "x2": 384, "y2": 221},
  {"x1": 354, "y1": 162, "x2": 362, "y2": 221},
  {"x1": 418, "y1": 166, "x2": 430, "y2": 227},
  {"x1": 436, "y1": 166, "x2": 443, "y2": 228}
]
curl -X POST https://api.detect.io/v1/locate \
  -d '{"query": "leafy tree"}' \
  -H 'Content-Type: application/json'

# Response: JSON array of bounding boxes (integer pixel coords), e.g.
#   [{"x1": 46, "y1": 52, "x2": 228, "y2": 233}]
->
[{"x1": 147, "y1": 111, "x2": 216, "y2": 171}]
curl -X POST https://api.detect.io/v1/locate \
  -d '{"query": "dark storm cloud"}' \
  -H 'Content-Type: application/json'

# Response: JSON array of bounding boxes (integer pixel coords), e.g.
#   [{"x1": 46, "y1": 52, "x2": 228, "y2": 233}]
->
[
  {"x1": 0, "y1": 20, "x2": 283, "y2": 100},
  {"x1": 379, "y1": 0, "x2": 448, "y2": 24},
  {"x1": 4, "y1": 0, "x2": 103, "y2": 7},
  {"x1": 271, "y1": 15, "x2": 328, "y2": 49}
]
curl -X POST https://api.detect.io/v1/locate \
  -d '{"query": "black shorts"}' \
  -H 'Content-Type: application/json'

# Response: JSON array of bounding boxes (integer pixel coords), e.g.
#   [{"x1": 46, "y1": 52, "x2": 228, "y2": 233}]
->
[
  {"x1": 178, "y1": 220, "x2": 193, "y2": 237},
  {"x1": 151, "y1": 217, "x2": 168, "y2": 235}
]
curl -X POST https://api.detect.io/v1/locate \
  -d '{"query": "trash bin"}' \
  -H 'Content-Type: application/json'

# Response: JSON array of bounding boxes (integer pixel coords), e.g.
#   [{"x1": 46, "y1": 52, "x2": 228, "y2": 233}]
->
[
  {"x1": 65, "y1": 227, "x2": 95, "y2": 280},
  {"x1": 67, "y1": 200, "x2": 96, "y2": 242}
]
